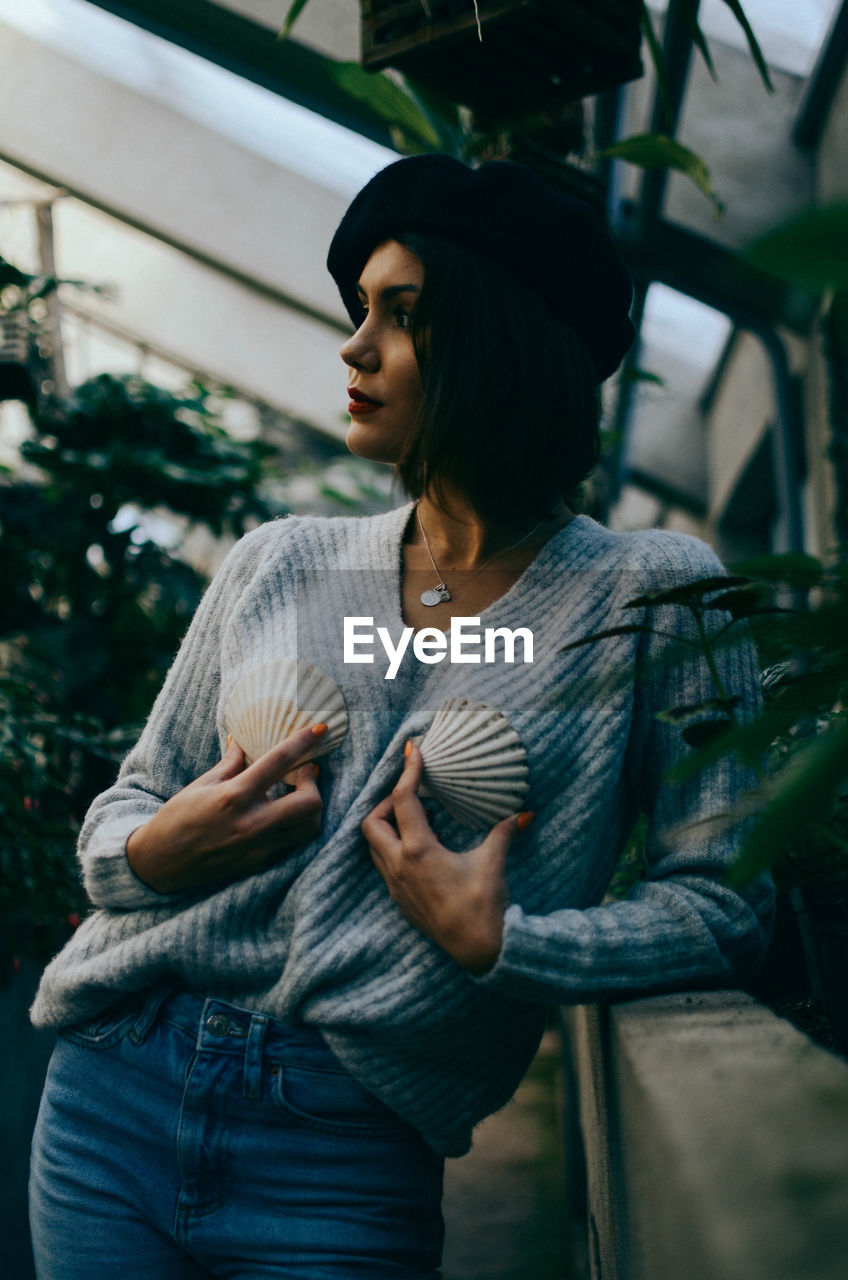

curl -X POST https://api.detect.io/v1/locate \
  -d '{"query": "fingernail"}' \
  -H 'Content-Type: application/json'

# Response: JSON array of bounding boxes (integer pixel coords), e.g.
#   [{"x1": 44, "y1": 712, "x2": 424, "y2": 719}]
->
[
  {"x1": 311, "y1": 723, "x2": 328, "y2": 737},
  {"x1": 516, "y1": 811, "x2": 535, "y2": 831},
  {"x1": 226, "y1": 733, "x2": 232, "y2": 749},
  {"x1": 404, "y1": 739, "x2": 412, "y2": 758}
]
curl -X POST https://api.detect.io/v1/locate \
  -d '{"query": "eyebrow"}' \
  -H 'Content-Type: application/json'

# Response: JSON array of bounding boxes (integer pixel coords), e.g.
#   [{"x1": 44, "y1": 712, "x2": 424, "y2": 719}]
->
[{"x1": 355, "y1": 283, "x2": 421, "y2": 301}]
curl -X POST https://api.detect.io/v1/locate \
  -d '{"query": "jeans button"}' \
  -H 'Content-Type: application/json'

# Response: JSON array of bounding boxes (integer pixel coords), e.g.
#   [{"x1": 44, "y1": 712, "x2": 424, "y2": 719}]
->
[{"x1": 206, "y1": 1013, "x2": 230, "y2": 1037}]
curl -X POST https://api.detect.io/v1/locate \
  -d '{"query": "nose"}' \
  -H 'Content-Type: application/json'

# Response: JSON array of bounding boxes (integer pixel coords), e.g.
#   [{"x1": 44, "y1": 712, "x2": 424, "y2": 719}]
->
[{"x1": 340, "y1": 316, "x2": 378, "y2": 373}]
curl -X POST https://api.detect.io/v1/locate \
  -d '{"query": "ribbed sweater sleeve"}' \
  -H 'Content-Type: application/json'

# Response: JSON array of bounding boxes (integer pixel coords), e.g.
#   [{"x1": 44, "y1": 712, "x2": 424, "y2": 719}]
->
[
  {"x1": 78, "y1": 520, "x2": 290, "y2": 910},
  {"x1": 475, "y1": 531, "x2": 774, "y2": 1005}
]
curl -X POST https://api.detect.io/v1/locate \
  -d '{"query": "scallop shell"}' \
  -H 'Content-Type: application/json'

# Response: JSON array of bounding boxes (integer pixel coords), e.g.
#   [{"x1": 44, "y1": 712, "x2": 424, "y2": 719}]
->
[
  {"x1": 224, "y1": 658, "x2": 348, "y2": 765},
  {"x1": 415, "y1": 698, "x2": 529, "y2": 831}
]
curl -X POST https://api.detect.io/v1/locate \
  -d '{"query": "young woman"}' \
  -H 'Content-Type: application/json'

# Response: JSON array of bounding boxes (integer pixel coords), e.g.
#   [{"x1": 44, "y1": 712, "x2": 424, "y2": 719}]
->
[{"x1": 29, "y1": 155, "x2": 773, "y2": 1279}]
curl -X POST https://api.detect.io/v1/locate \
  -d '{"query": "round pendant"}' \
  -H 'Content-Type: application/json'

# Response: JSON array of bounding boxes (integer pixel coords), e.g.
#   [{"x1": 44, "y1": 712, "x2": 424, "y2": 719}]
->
[{"x1": 421, "y1": 586, "x2": 450, "y2": 607}]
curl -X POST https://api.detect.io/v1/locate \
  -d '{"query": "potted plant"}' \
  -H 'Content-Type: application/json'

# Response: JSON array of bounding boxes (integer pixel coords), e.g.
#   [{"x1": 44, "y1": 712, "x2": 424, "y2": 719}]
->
[{"x1": 360, "y1": 0, "x2": 644, "y2": 121}]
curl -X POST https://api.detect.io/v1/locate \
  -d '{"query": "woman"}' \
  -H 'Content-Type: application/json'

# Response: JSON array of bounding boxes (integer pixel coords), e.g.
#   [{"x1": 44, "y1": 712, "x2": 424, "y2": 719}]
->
[{"x1": 29, "y1": 155, "x2": 773, "y2": 1278}]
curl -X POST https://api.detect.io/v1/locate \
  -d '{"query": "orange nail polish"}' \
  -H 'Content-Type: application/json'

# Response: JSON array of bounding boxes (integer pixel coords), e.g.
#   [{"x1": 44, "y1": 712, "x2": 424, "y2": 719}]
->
[
  {"x1": 404, "y1": 739, "x2": 412, "y2": 758},
  {"x1": 226, "y1": 733, "x2": 232, "y2": 749},
  {"x1": 516, "y1": 811, "x2": 535, "y2": 831},
  {"x1": 311, "y1": 723, "x2": 328, "y2": 737}
]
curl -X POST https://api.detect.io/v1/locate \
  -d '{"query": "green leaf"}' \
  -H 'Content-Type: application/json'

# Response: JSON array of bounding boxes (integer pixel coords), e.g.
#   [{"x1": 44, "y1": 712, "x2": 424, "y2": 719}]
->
[
  {"x1": 681, "y1": 717, "x2": 734, "y2": 748},
  {"x1": 597, "y1": 133, "x2": 724, "y2": 215},
  {"x1": 320, "y1": 485, "x2": 359, "y2": 508},
  {"x1": 558, "y1": 623, "x2": 654, "y2": 653},
  {"x1": 278, "y1": 0, "x2": 311, "y2": 41},
  {"x1": 676, "y1": 0, "x2": 718, "y2": 83},
  {"x1": 717, "y1": 0, "x2": 774, "y2": 94},
  {"x1": 656, "y1": 696, "x2": 741, "y2": 724},
  {"x1": 701, "y1": 585, "x2": 780, "y2": 619},
  {"x1": 667, "y1": 665, "x2": 848, "y2": 786},
  {"x1": 401, "y1": 73, "x2": 464, "y2": 147},
  {"x1": 621, "y1": 367, "x2": 666, "y2": 387},
  {"x1": 0, "y1": 256, "x2": 37, "y2": 289},
  {"x1": 623, "y1": 576, "x2": 750, "y2": 608},
  {"x1": 744, "y1": 206, "x2": 848, "y2": 292},
  {"x1": 728, "y1": 551, "x2": 824, "y2": 591},
  {"x1": 729, "y1": 717, "x2": 848, "y2": 886},
  {"x1": 327, "y1": 63, "x2": 441, "y2": 151},
  {"x1": 638, "y1": 3, "x2": 673, "y2": 129},
  {"x1": 830, "y1": 287, "x2": 848, "y2": 348}
]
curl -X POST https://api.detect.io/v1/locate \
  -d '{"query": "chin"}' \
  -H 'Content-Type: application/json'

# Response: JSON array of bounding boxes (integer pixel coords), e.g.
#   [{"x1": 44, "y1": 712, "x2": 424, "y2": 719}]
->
[{"x1": 345, "y1": 423, "x2": 401, "y2": 466}]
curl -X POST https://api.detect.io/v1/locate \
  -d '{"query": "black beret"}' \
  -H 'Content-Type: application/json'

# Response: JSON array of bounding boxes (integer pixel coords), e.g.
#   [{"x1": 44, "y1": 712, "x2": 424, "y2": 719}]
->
[{"x1": 327, "y1": 154, "x2": 635, "y2": 382}]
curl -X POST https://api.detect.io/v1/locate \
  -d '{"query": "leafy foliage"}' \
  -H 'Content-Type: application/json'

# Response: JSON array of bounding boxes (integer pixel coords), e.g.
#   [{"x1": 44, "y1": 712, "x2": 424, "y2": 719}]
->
[
  {"x1": 326, "y1": 62, "x2": 443, "y2": 152},
  {"x1": 744, "y1": 206, "x2": 848, "y2": 293},
  {"x1": 728, "y1": 557, "x2": 848, "y2": 888},
  {"x1": 0, "y1": 253, "x2": 111, "y2": 314},
  {"x1": 0, "y1": 373, "x2": 278, "y2": 963},
  {"x1": 276, "y1": 0, "x2": 770, "y2": 213},
  {"x1": 597, "y1": 133, "x2": 724, "y2": 214},
  {"x1": 639, "y1": 0, "x2": 773, "y2": 99},
  {"x1": 561, "y1": 555, "x2": 848, "y2": 892}
]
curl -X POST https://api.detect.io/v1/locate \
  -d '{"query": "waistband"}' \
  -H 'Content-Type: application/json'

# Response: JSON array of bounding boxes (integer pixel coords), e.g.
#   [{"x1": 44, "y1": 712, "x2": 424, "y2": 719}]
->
[
  {"x1": 129, "y1": 984, "x2": 329, "y2": 1059},
  {"x1": 124, "y1": 986, "x2": 335, "y2": 1103}
]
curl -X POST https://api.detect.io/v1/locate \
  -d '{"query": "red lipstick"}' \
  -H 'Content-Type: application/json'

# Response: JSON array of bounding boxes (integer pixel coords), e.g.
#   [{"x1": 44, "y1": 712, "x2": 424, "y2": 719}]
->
[{"x1": 347, "y1": 386, "x2": 382, "y2": 415}]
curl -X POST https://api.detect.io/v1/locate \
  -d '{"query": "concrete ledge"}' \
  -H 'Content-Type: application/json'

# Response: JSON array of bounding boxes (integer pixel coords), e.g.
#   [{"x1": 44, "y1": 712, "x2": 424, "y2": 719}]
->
[{"x1": 565, "y1": 993, "x2": 848, "y2": 1280}]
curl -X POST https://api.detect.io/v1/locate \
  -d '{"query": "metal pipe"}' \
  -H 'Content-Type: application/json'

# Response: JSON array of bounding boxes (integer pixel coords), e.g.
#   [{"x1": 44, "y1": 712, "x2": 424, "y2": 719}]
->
[
  {"x1": 602, "y1": 1, "x2": 700, "y2": 517},
  {"x1": 633, "y1": 263, "x2": 806, "y2": 553},
  {"x1": 794, "y1": 0, "x2": 848, "y2": 148},
  {"x1": 634, "y1": 0, "x2": 700, "y2": 239},
  {"x1": 35, "y1": 201, "x2": 69, "y2": 400}
]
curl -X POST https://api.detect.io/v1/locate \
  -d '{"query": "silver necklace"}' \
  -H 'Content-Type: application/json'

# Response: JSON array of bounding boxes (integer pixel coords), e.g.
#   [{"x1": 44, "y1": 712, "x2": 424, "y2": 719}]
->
[{"x1": 415, "y1": 502, "x2": 545, "y2": 607}]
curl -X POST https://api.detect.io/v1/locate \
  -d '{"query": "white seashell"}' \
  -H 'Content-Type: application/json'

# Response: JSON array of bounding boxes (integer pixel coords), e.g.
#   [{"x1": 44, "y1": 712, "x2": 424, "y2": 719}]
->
[
  {"x1": 225, "y1": 658, "x2": 348, "y2": 765},
  {"x1": 415, "y1": 698, "x2": 529, "y2": 831}
]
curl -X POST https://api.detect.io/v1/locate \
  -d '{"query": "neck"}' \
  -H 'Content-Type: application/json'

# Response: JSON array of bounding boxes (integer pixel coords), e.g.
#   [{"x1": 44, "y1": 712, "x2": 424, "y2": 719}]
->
[{"x1": 412, "y1": 488, "x2": 572, "y2": 570}]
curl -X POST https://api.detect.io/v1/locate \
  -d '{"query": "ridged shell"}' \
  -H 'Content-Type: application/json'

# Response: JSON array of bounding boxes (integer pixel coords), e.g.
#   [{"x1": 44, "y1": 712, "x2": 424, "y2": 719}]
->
[
  {"x1": 224, "y1": 658, "x2": 348, "y2": 765},
  {"x1": 416, "y1": 698, "x2": 529, "y2": 831}
]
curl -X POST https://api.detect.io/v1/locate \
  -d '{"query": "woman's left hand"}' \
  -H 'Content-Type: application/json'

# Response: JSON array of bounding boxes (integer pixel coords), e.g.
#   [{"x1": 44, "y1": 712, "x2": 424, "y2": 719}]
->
[{"x1": 362, "y1": 741, "x2": 528, "y2": 973}]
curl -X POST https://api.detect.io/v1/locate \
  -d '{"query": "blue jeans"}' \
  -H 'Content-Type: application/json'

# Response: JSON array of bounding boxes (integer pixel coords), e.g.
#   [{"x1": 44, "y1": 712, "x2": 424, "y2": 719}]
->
[{"x1": 29, "y1": 988, "x2": 444, "y2": 1278}]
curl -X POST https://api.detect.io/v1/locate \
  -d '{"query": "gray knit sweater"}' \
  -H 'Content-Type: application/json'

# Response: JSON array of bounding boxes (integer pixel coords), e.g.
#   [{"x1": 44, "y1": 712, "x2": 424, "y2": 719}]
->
[{"x1": 31, "y1": 503, "x2": 773, "y2": 1155}]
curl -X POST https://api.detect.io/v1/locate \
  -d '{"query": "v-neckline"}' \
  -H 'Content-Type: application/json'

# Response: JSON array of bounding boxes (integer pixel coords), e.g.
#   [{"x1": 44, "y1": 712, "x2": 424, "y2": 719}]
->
[{"x1": 381, "y1": 501, "x2": 592, "y2": 634}]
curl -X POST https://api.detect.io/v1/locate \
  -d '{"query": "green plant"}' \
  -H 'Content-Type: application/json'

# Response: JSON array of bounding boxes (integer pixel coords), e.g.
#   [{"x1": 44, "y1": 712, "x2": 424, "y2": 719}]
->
[
  {"x1": 562, "y1": 553, "x2": 848, "y2": 892},
  {"x1": 0, "y1": 252, "x2": 113, "y2": 314},
  {"x1": 277, "y1": 0, "x2": 770, "y2": 211},
  {"x1": 0, "y1": 371, "x2": 279, "y2": 966}
]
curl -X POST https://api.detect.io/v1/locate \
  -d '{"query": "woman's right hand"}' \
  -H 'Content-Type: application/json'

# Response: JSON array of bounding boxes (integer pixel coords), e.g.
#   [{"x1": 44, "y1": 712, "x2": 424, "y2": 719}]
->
[{"x1": 125, "y1": 724, "x2": 326, "y2": 894}]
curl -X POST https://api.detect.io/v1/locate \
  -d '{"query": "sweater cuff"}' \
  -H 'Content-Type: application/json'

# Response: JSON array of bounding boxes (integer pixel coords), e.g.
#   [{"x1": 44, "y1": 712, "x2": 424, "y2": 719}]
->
[
  {"x1": 82, "y1": 818, "x2": 187, "y2": 910},
  {"x1": 468, "y1": 902, "x2": 555, "y2": 1000}
]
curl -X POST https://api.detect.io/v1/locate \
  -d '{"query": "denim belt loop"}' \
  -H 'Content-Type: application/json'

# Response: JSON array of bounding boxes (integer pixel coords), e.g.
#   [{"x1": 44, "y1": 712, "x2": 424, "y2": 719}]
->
[
  {"x1": 243, "y1": 1013, "x2": 269, "y2": 1099},
  {"x1": 130, "y1": 982, "x2": 176, "y2": 1046}
]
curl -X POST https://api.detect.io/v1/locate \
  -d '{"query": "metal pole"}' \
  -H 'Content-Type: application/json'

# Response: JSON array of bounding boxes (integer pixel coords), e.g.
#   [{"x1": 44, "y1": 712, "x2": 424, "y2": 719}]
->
[{"x1": 35, "y1": 201, "x2": 69, "y2": 400}]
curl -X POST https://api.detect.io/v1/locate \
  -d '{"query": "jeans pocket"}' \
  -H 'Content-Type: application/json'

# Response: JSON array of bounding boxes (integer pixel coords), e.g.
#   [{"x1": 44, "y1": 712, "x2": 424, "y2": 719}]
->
[
  {"x1": 60, "y1": 997, "x2": 140, "y2": 1049},
  {"x1": 271, "y1": 1062, "x2": 408, "y2": 1137}
]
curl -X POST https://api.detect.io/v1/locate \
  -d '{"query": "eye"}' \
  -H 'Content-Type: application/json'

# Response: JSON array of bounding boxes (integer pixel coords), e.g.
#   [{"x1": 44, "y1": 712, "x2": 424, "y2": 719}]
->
[{"x1": 394, "y1": 308, "x2": 411, "y2": 330}]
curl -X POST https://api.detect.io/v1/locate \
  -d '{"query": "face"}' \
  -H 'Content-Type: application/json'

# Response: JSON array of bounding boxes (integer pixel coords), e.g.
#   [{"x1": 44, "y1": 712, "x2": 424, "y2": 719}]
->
[{"x1": 339, "y1": 239, "x2": 424, "y2": 465}]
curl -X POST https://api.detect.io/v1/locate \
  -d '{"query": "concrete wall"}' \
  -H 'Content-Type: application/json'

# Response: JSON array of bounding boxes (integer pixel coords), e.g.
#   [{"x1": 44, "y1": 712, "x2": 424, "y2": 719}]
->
[
  {"x1": 695, "y1": 20, "x2": 848, "y2": 558},
  {"x1": 222, "y1": 0, "x2": 360, "y2": 60},
  {"x1": 666, "y1": 44, "x2": 814, "y2": 252},
  {"x1": 817, "y1": 59, "x2": 848, "y2": 203},
  {"x1": 565, "y1": 994, "x2": 848, "y2": 1280},
  {"x1": 0, "y1": 15, "x2": 379, "y2": 440},
  {"x1": 703, "y1": 331, "x2": 775, "y2": 554}
]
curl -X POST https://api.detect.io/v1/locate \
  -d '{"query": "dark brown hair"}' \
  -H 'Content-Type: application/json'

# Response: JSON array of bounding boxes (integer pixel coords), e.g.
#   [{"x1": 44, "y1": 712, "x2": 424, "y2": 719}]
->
[{"x1": 394, "y1": 232, "x2": 601, "y2": 526}]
